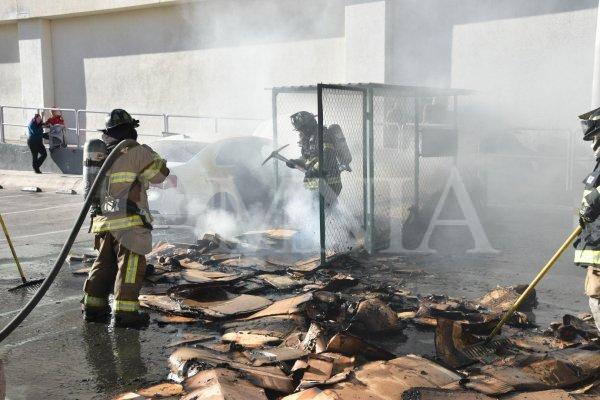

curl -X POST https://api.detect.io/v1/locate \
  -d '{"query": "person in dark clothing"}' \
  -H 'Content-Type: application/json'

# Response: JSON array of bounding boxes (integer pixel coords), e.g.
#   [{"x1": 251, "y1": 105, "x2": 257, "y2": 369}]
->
[
  {"x1": 286, "y1": 111, "x2": 352, "y2": 206},
  {"x1": 27, "y1": 114, "x2": 46, "y2": 174}
]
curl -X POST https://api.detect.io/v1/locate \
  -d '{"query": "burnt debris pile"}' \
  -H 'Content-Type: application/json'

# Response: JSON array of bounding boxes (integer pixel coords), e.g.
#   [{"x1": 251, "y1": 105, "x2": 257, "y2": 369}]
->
[{"x1": 80, "y1": 230, "x2": 600, "y2": 400}]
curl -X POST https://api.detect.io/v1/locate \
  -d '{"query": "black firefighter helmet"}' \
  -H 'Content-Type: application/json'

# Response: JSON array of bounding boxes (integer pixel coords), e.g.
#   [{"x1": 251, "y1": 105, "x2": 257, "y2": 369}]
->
[
  {"x1": 290, "y1": 111, "x2": 318, "y2": 133},
  {"x1": 579, "y1": 106, "x2": 600, "y2": 141},
  {"x1": 100, "y1": 109, "x2": 140, "y2": 132}
]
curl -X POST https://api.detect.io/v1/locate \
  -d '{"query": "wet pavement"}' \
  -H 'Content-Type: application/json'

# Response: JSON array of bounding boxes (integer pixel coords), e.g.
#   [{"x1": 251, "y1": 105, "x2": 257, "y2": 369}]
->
[{"x1": 0, "y1": 189, "x2": 591, "y2": 399}]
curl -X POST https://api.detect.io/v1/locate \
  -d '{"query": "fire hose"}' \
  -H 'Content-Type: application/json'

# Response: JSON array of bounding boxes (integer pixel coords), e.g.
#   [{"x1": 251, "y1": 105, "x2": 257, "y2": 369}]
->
[{"x1": 0, "y1": 139, "x2": 136, "y2": 343}]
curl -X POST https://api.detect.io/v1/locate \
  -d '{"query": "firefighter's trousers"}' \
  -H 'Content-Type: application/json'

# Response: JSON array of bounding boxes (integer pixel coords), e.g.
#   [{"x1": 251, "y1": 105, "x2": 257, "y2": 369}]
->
[{"x1": 83, "y1": 232, "x2": 147, "y2": 314}]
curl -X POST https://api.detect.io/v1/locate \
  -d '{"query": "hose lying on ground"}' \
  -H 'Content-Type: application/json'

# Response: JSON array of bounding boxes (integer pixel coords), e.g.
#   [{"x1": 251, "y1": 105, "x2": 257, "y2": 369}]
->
[{"x1": 0, "y1": 139, "x2": 137, "y2": 343}]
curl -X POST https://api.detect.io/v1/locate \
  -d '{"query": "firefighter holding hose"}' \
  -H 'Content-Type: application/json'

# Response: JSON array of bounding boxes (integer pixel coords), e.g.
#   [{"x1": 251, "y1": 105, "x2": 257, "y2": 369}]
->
[
  {"x1": 82, "y1": 109, "x2": 169, "y2": 328},
  {"x1": 574, "y1": 107, "x2": 600, "y2": 332},
  {"x1": 286, "y1": 111, "x2": 352, "y2": 204}
]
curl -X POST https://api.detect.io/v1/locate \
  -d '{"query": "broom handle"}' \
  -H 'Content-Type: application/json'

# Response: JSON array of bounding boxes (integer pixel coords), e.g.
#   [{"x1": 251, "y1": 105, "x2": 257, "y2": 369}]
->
[
  {"x1": 487, "y1": 225, "x2": 582, "y2": 341},
  {"x1": 0, "y1": 213, "x2": 27, "y2": 284}
]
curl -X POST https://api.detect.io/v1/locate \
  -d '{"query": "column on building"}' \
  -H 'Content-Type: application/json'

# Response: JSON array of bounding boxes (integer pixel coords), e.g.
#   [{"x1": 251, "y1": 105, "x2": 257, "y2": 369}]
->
[
  {"x1": 18, "y1": 18, "x2": 54, "y2": 109},
  {"x1": 344, "y1": 0, "x2": 388, "y2": 83}
]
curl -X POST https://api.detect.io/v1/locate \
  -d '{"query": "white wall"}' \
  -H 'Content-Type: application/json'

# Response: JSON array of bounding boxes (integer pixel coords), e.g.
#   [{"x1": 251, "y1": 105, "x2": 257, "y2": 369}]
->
[
  {"x1": 0, "y1": 23, "x2": 21, "y2": 106},
  {"x1": 452, "y1": 9, "x2": 597, "y2": 130},
  {"x1": 47, "y1": 0, "x2": 345, "y2": 140}
]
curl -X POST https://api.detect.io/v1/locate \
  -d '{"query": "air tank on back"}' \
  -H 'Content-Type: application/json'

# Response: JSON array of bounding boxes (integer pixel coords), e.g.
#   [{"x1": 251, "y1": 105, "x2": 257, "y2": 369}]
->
[{"x1": 83, "y1": 139, "x2": 107, "y2": 215}]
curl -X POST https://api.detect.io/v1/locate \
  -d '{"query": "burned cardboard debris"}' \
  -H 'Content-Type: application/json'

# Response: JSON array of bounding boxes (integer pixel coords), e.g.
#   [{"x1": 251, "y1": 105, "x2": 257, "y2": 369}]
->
[
  {"x1": 221, "y1": 257, "x2": 286, "y2": 273},
  {"x1": 169, "y1": 346, "x2": 295, "y2": 393},
  {"x1": 258, "y1": 274, "x2": 309, "y2": 290},
  {"x1": 244, "y1": 293, "x2": 313, "y2": 320},
  {"x1": 72, "y1": 266, "x2": 91, "y2": 276},
  {"x1": 325, "y1": 333, "x2": 396, "y2": 361},
  {"x1": 297, "y1": 352, "x2": 355, "y2": 390},
  {"x1": 168, "y1": 286, "x2": 272, "y2": 319},
  {"x1": 221, "y1": 331, "x2": 282, "y2": 349},
  {"x1": 244, "y1": 347, "x2": 309, "y2": 366},
  {"x1": 182, "y1": 368, "x2": 268, "y2": 400},
  {"x1": 316, "y1": 355, "x2": 463, "y2": 399},
  {"x1": 154, "y1": 314, "x2": 201, "y2": 325},
  {"x1": 477, "y1": 285, "x2": 537, "y2": 314},
  {"x1": 124, "y1": 237, "x2": 600, "y2": 399},
  {"x1": 462, "y1": 348, "x2": 600, "y2": 396},
  {"x1": 349, "y1": 298, "x2": 402, "y2": 334},
  {"x1": 136, "y1": 382, "x2": 184, "y2": 398},
  {"x1": 181, "y1": 269, "x2": 242, "y2": 285},
  {"x1": 401, "y1": 387, "x2": 495, "y2": 399},
  {"x1": 139, "y1": 294, "x2": 195, "y2": 316},
  {"x1": 300, "y1": 322, "x2": 326, "y2": 353}
]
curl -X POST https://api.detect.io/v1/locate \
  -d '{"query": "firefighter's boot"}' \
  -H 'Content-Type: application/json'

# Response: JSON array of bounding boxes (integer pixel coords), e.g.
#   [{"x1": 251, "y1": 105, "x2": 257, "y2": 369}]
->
[
  {"x1": 114, "y1": 311, "x2": 150, "y2": 329},
  {"x1": 82, "y1": 305, "x2": 111, "y2": 324}
]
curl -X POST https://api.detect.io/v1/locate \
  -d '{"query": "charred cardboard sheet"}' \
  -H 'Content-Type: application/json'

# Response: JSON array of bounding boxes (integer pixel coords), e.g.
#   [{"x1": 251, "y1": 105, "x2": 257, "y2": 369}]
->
[
  {"x1": 301, "y1": 354, "x2": 464, "y2": 399},
  {"x1": 169, "y1": 347, "x2": 294, "y2": 393},
  {"x1": 244, "y1": 293, "x2": 313, "y2": 320},
  {"x1": 221, "y1": 331, "x2": 282, "y2": 349},
  {"x1": 181, "y1": 269, "x2": 242, "y2": 284},
  {"x1": 462, "y1": 348, "x2": 600, "y2": 396},
  {"x1": 169, "y1": 286, "x2": 272, "y2": 319},
  {"x1": 258, "y1": 274, "x2": 309, "y2": 290},
  {"x1": 400, "y1": 387, "x2": 495, "y2": 399},
  {"x1": 325, "y1": 333, "x2": 395, "y2": 361},
  {"x1": 244, "y1": 347, "x2": 309, "y2": 366},
  {"x1": 182, "y1": 368, "x2": 268, "y2": 400}
]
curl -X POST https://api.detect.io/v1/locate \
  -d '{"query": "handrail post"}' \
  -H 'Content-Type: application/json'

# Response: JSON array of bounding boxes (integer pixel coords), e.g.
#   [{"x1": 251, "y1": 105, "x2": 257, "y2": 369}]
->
[
  {"x1": 214, "y1": 118, "x2": 218, "y2": 134},
  {"x1": 163, "y1": 114, "x2": 169, "y2": 136},
  {"x1": 75, "y1": 109, "x2": 81, "y2": 148},
  {"x1": 0, "y1": 106, "x2": 4, "y2": 143}
]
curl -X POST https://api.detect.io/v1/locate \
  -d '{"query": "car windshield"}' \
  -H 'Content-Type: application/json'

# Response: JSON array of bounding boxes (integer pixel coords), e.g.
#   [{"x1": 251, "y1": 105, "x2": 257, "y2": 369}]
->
[{"x1": 150, "y1": 140, "x2": 207, "y2": 163}]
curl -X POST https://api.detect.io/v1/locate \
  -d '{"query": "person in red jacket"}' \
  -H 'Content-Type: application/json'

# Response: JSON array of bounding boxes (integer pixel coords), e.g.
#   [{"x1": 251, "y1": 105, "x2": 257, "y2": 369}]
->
[{"x1": 45, "y1": 109, "x2": 64, "y2": 126}]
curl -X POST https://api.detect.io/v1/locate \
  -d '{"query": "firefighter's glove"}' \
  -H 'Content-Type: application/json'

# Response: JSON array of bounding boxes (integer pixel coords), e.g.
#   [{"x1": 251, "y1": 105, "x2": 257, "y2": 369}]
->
[
  {"x1": 286, "y1": 160, "x2": 297, "y2": 169},
  {"x1": 579, "y1": 206, "x2": 597, "y2": 227}
]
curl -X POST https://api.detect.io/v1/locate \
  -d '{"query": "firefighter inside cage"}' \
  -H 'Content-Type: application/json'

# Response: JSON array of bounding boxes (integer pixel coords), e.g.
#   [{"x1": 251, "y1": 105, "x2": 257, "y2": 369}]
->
[{"x1": 285, "y1": 111, "x2": 352, "y2": 206}]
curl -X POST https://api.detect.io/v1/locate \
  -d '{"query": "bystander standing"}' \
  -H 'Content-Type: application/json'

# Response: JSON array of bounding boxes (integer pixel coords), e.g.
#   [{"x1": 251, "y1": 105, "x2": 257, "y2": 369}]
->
[{"x1": 27, "y1": 113, "x2": 47, "y2": 174}]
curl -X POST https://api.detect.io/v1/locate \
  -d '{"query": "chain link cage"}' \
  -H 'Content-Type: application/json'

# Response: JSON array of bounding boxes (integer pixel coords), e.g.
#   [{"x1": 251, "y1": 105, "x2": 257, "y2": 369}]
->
[
  {"x1": 272, "y1": 84, "x2": 467, "y2": 264},
  {"x1": 318, "y1": 85, "x2": 367, "y2": 258}
]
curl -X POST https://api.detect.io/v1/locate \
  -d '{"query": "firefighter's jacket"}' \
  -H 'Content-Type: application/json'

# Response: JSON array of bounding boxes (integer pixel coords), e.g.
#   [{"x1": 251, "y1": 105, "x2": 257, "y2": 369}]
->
[
  {"x1": 91, "y1": 143, "x2": 168, "y2": 255},
  {"x1": 574, "y1": 158, "x2": 600, "y2": 298},
  {"x1": 295, "y1": 124, "x2": 352, "y2": 190}
]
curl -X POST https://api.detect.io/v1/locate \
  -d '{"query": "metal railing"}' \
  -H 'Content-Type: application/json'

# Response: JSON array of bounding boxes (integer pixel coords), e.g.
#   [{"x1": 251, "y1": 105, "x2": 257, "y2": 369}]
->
[{"x1": 0, "y1": 105, "x2": 264, "y2": 148}]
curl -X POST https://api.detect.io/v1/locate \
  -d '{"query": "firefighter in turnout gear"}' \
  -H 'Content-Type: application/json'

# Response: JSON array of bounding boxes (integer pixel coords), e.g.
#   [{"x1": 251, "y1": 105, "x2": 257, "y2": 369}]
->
[
  {"x1": 82, "y1": 109, "x2": 169, "y2": 328},
  {"x1": 574, "y1": 106, "x2": 600, "y2": 333},
  {"x1": 286, "y1": 111, "x2": 352, "y2": 203}
]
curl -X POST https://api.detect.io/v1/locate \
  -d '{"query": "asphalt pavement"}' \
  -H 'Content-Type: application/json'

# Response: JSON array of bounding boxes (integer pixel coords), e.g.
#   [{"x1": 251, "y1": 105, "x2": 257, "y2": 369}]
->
[{"x1": 0, "y1": 189, "x2": 196, "y2": 400}]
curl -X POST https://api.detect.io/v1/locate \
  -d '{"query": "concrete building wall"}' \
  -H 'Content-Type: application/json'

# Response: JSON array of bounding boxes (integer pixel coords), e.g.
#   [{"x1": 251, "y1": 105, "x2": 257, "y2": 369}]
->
[
  {"x1": 0, "y1": 23, "x2": 21, "y2": 106},
  {"x1": 452, "y1": 9, "x2": 597, "y2": 130},
  {"x1": 51, "y1": 1, "x2": 345, "y2": 119}
]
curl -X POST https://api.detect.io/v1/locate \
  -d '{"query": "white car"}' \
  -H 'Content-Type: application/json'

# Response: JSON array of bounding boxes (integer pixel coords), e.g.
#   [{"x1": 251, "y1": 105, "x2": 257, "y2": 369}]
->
[{"x1": 148, "y1": 136, "x2": 275, "y2": 226}]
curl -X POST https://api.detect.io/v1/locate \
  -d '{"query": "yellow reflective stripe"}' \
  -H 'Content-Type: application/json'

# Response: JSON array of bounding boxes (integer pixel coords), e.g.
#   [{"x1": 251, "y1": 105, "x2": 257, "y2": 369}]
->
[
  {"x1": 114, "y1": 300, "x2": 140, "y2": 312},
  {"x1": 84, "y1": 294, "x2": 108, "y2": 308},
  {"x1": 109, "y1": 172, "x2": 137, "y2": 184},
  {"x1": 124, "y1": 254, "x2": 140, "y2": 284},
  {"x1": 575, "y1": 249, "x2": 600, "y2": 264},
  {"x1": 91, "y1": 215, "x2": 144, "y2": 233},
  {"x1": 140, "y1": 156, "x2": 165, "y2": 181},
  {"x1": 304, "y1": 179, "x2": 319, "y2": 189}
]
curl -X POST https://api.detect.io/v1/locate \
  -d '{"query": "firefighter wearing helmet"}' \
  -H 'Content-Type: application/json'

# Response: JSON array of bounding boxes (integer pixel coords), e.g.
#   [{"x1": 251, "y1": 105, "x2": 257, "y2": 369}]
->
[
  {"x1": 574, "y1": 106, "x2": 600, "y2": 333},
  {"x1": 82, "y1": 109, "x2": 169, "y2": 328},
  {"x1": 286, "y1": 111, "x2": 352, "y2": 203}
]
